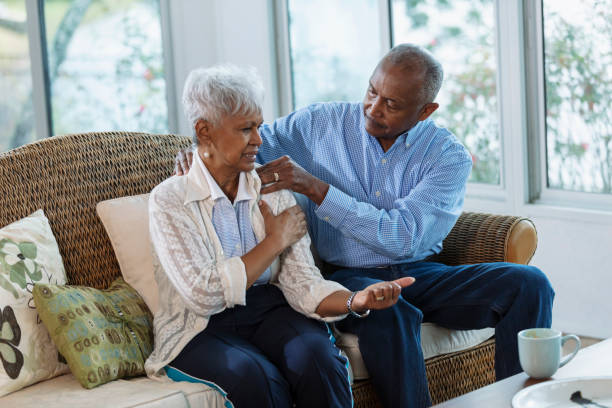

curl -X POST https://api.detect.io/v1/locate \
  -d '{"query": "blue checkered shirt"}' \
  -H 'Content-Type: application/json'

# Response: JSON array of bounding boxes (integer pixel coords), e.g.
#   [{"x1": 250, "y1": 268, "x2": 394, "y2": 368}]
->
[
  {"x1": 197, "y1": 153, "x2": 270, "y2": 284},
  {"x1": 257, "y1": 102, "x2": 472, "y2": 268}
]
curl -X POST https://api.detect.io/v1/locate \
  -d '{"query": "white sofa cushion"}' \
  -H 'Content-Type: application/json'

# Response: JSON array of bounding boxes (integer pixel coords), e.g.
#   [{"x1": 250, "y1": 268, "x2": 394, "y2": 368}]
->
[
  {"x1": 0, "y1": 373, "x2": 226, "y2": 408},
  {"x1": 335, "y1": 324, "x2": 495, "y2": 380},
  {"x1": 96, "y1": 194, "x2": 159, "y2": 314}
]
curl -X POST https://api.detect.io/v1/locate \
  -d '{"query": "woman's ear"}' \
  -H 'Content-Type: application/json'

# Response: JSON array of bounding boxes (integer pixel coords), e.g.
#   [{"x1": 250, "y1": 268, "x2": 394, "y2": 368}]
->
[{"x1": 194, "y1": 119, "x2": 212, "y2": 146}]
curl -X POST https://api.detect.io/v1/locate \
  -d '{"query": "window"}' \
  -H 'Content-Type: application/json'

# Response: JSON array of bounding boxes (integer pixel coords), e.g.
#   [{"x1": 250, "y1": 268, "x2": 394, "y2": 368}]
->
[
  {"x1": 542, "y1": 0, "x2": 611, "y2": 194},
  {"x1": 0, "y1": 0, "x2": 172, "y2": 153},
  {"x1": 391, "y1": 0, "x2": 499, "y2": 185},
  {"x1": 0, "y1": 0, "x2": 35, "y2": 151},
  {"x1": 286, "y1": 0, "x2": 383, "y2": 109}
]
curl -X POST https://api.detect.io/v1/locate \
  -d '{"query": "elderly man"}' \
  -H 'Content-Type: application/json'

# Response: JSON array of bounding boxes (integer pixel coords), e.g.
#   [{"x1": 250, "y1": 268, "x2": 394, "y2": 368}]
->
[{"x1": 176, "y1": 44, "x2": 554, "y2": 407}]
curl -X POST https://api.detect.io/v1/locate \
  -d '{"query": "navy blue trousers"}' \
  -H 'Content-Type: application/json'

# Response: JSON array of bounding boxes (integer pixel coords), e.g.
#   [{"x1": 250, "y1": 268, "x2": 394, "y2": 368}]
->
[
  {"x1": 328, "y1": 261, "x2": 554, "y2": 408},
  {"x1": 167, "y1": 284, "x2": 352, "y2": 408}
]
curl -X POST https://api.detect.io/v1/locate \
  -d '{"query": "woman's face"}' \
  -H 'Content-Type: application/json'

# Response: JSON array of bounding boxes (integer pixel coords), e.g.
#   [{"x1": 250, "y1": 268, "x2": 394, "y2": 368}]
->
[{"x1": 198, "y1": 111, "x2": 263, "y2": 174}]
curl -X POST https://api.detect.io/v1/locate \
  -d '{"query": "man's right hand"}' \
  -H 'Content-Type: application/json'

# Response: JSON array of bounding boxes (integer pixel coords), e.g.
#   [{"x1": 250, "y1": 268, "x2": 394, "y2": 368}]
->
[{"x1": 174, "y1": 148, "x2": 194, "y2": 176}]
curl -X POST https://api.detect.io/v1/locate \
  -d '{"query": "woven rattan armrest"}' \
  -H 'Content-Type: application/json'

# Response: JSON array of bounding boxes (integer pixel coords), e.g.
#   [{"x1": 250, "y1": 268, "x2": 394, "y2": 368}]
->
[{"x1": 430, "y1": 211, "x2": 538, "y2": 266}]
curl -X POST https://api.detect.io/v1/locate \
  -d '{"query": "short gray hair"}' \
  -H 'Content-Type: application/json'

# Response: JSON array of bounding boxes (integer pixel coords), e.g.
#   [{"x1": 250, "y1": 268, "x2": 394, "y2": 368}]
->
[
  {"x1": 182, "y1": 64, "x2": 264, "y2": 141},
  {"x1": 384, "y1": 44, "x2": 443, "y2": 103}
]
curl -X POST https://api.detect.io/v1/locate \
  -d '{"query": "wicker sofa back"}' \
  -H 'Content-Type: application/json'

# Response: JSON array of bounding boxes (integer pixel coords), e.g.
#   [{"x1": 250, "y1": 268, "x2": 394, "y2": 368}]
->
[
  {"x1": 0, "y1": 132, "x2": 189, "y2": 288},
  {"x1": 0, "y1": 132, "x2": 537, "y2": 406}
]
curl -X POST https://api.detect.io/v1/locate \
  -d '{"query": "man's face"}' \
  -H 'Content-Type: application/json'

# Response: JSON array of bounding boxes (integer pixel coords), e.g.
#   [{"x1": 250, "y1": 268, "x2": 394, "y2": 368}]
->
[{"x1": 362, "y1": 60, "x2": 431, "y2": 142}]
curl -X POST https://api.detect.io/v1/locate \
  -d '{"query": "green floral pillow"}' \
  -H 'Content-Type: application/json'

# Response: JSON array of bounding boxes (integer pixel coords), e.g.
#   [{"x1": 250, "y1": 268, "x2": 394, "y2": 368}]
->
[{"x1": 32, "y1": 278, "x2": 154, "y2": 389}]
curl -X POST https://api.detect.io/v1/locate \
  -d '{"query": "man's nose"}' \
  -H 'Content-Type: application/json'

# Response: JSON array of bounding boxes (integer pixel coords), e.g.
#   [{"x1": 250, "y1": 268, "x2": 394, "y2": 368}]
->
[{"x1": 368, "y1": 96, "x2": 384, "y2": 118}]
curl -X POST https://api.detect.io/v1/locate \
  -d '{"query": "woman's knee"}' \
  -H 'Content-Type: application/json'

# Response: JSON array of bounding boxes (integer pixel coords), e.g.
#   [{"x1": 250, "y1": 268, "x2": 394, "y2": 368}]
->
[{"x1": 222, "y1": 355, "x2": 291, "y2": 407}]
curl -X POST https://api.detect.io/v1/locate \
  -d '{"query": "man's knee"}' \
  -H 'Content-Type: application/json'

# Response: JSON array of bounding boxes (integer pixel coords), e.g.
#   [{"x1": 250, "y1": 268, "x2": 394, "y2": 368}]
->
[{"x1": 500, "y1": 264, "x2": 554, "y2": 307}]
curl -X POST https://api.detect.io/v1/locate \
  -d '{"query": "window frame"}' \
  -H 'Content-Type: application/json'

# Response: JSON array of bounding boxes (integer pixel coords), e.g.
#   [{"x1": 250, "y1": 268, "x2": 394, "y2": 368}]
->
[
  {"x1": 20, "y1": 0, "x2": 177, "y2": 141},
  {"x1": 523, "y1": 0, "x2": 612, "y2": 211}
]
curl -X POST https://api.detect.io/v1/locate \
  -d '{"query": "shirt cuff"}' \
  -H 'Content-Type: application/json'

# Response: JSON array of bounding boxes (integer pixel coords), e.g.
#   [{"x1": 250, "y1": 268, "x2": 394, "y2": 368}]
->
[
  {"x1": 315, "y1": 185, "x2": 350, "y2": 229},
  {"x1": 217, "y1": 256, "x2": 247, "y2": 307}
]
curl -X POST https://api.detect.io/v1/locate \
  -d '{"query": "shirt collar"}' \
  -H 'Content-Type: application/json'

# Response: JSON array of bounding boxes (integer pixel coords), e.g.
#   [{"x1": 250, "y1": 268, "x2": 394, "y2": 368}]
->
[{"x1": 184, "y1": 151, "x2": 258, "y2": 205}]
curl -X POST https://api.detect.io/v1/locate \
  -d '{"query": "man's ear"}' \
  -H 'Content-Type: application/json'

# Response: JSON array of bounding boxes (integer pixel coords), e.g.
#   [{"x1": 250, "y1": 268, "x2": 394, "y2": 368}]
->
[
  {"x1": 194, "y1": 119, "x2": 212, "y2": 146},
  {"x1": 418, "y1": 102, "x2": 439, "y2": 121}
]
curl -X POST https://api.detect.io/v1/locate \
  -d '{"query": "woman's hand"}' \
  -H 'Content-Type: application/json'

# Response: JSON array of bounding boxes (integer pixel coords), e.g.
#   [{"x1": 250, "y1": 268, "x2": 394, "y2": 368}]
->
[
  {"x1": 350, "y1": 277, "x2": 416, "y2": 312},
  {"x1": 259, "y1": 200, "x2": 307, "y2": 250}
]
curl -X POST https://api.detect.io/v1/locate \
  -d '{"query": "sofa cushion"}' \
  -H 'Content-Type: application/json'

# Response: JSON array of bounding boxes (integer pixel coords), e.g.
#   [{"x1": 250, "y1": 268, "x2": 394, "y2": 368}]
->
[
  {"x1": 0, "y1": 373, "x2": 227, "y2": 408},
  {"x1": 32, "y1": 278, "x2": 154, "y2": 389},
  {"x1": 335, "y1": 324, "x2": 495, "y2": 380},
  {"x1": 96, "y1": 194, "x2": 158, "y2": 314},
  {"x1": 0, "y1": 210, "x2": 69, "y2": 397}
]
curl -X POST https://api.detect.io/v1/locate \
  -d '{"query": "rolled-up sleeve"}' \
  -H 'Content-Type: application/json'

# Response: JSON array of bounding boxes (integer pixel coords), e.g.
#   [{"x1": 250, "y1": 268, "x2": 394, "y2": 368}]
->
[{"x1": 148, "y1": 181, "x2": 247, "y2": 317}]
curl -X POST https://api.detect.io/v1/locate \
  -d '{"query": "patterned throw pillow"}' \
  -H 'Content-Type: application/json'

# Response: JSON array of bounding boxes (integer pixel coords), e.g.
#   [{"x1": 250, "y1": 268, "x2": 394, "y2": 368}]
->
[
  {"x1": 32, "y1": 278, "x2": 154, "y2": 389},
  {"x1": 0, "y1": 210, "x2": 69, "y2": 397}
]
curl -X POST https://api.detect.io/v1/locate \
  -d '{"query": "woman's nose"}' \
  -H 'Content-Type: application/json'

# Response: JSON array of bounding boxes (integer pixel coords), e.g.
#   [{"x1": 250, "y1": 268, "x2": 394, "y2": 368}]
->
[{"x1": 251, "y1": 129, "x2": 263, "y2": 146}]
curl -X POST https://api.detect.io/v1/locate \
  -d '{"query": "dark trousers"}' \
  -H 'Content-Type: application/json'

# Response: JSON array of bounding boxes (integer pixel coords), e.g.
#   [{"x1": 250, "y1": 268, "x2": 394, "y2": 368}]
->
[
  {"x1": 166, "y1": 284, "x2": 352, "y2": 408},
  {"x1": 328, "y1": 261, "x2": 555, "y2": 408}
]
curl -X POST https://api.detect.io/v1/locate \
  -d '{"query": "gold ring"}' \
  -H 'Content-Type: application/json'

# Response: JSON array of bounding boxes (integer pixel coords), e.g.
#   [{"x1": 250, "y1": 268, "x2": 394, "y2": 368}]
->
[
  {"x1": 274, "y1": 172, "x2": 280, "y2": 182},
  {"x1": 376, "y1": 296, "x2": 384, "y2": 301}
]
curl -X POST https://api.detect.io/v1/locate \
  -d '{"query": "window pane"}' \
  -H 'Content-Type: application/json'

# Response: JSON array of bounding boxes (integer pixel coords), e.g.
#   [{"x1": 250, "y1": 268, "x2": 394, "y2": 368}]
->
[
  {"x1": 287, "y1": 0, "x2": 382, "y2": 109},
  {"x1": 543, "y1": 0, "x2": 611, "y2": 194},
  {"x1": 0, "y1": 0, "x2": 35, "y2": 151},
  {"x1": 391, "y1": 0, "x2": 500, "y2": 184},
  {"x1": 43, "y1": 0, "x2": 168, "y2": 135}
]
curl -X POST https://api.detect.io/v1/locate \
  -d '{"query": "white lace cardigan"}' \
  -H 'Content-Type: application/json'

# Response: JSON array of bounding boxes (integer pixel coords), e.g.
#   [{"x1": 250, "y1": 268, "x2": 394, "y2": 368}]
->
[{"x1": 144, "y1": 164, "x2": 347, "y2": 379}]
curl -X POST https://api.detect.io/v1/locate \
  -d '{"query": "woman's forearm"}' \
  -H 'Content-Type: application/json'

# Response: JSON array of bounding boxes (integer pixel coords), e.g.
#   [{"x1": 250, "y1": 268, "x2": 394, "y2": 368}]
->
[
  {"x1": 241, "y1": 236, "x2": 285, "y2": 288},
  {"x1": 315, "y1": 290, "x2": 363, "y2": 317}
]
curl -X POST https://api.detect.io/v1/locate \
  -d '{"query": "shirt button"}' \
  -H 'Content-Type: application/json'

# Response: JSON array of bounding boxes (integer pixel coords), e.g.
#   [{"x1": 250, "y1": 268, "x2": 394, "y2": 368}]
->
[
  {"x1": 375, "y1": 191, "x2": 381, "y2": 197},
  {"x1": 381, "y1": 159, "x2": 387, "y2": 164},
  {"x1": 324, "y1": 216, "x2": 330, "y2": 221},
  {"x1": 235, "y1": 243, "x2": 240, "y2": 249}
]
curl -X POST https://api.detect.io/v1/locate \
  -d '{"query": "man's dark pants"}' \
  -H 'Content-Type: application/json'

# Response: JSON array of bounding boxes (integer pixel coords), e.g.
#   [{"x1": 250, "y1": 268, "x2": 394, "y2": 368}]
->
[{"x1": 328, "y1": 261, "x2": 555, "y2": 408}]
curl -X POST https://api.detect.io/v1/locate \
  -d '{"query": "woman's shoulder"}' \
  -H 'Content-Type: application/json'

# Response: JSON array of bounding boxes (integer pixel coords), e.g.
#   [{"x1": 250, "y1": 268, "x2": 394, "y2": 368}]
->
[
  {"x1": 259, "y1": 189, "x2": 296, "y2": 215},
  {"x1": 150, "y1": 175, "x2": 187, "y2": 209}
]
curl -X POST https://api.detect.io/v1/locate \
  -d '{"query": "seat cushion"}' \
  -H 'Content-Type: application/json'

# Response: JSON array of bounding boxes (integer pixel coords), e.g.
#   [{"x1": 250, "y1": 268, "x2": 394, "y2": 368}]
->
[
  {"x1": 335, "y1": 323, "x2": 495, "y2": 380},
  {"x1": 0, "y1": 373, "x2": 226, "y2": 408}
]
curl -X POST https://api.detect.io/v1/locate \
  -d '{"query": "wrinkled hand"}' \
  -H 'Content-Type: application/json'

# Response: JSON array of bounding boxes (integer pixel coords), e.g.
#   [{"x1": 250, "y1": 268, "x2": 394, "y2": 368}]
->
[
  {"x1": 174, "y1": 148, "x2": 194, "y2": 176},
  {"x1": 258, "y1": 200, "x2": 307, "y2": 250},
  {"x1": 351, "y1": 277, "x2": 416, "y2": 312},
  {"x1": 257, "y1": 156, "x2": 329, "y2": 205}
]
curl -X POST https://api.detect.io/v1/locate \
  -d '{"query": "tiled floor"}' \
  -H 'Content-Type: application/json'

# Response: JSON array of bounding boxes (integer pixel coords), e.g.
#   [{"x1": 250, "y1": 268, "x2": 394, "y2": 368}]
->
[{"x1": 562, "y1": 334, "x2": 601, "y2": 356}]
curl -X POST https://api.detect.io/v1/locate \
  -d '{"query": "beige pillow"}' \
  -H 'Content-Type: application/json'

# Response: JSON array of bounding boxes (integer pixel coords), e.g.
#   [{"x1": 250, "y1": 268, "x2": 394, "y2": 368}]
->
[
  {"x1": 96, "y1": 194, "x2": 158, "y2": 314},
  {"x1": 0, "y1": 210, "x2": 69, "y2": 396}
]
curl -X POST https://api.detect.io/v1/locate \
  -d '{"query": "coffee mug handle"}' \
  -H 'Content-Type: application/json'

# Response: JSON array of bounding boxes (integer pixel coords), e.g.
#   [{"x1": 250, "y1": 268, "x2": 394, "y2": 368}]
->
[{"x1": 559, "y1": 334, "x2": 581, "y2": 368}]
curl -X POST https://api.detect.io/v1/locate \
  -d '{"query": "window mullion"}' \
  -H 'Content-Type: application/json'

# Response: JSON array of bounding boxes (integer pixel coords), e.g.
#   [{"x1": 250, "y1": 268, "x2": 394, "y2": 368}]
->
[
  {"x1": 379, "y1": 0, "x2": 392, "y2": 51},
  {"x1": 159, "y1": 0, "x2": 178, "y2": 134},
  {"x1": 25, "y1": 0, "x2": 51, "y2": 139},
  {"x1": 272, "y1": 0, "x2": 293, "y2": 116}
]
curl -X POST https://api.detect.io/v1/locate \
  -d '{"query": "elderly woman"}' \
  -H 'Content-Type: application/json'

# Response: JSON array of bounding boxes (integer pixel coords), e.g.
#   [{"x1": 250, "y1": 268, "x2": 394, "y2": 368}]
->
[{"x1": 144, "y1": 64, "x2": 414, "y2": 407}]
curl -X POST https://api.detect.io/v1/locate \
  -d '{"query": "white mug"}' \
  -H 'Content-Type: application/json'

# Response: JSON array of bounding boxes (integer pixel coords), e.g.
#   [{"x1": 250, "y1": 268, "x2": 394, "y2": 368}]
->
[{"x1": 518, "y1": 328, "x2": 581, "y2": 379}]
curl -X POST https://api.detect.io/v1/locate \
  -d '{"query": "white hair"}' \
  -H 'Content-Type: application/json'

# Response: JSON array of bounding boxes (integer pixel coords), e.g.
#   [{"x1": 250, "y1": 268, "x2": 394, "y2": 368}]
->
[{"x1": 182, "y1": 64, "x2": 265, "y2": 134}]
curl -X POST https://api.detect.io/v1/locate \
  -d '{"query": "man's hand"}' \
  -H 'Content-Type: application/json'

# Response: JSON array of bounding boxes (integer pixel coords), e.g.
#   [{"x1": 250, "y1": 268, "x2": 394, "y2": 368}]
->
[
  {"x1": 257, "y1": 156, "x2": 330, "y2": 205},
  {"x1": 174, "y1": 148, "x2": 194, "y2": 176},
  {"x1": 351, "y1": 277, "x2": 415, "y2": 312}
]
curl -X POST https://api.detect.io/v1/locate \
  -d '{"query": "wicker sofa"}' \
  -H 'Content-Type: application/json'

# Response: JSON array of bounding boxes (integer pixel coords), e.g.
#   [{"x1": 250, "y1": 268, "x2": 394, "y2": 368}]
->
[{"x1": 0, "y1": 132, "x2": 538, "y2": 407}]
